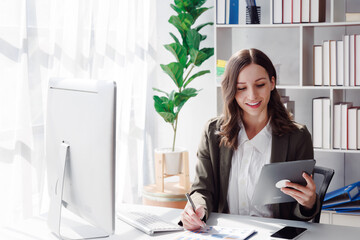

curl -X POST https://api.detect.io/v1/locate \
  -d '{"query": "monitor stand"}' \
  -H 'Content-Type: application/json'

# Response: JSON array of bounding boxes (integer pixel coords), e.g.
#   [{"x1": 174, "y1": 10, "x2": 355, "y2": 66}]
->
[{"x1": 47, "y1": 142, "x2": 109, "y2": 239}]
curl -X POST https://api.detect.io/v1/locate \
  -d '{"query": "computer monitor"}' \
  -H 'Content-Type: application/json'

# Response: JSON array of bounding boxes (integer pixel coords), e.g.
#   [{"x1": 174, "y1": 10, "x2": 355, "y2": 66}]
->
[{"x1": 46, "y1": 78, "x2": 116, "y2": 239}]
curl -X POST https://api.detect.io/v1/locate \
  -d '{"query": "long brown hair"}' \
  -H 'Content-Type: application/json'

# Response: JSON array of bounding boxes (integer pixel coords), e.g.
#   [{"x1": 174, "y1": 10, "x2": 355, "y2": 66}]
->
[{"x1": 219, "y1": 48, "x2": 297, "y2": 149}]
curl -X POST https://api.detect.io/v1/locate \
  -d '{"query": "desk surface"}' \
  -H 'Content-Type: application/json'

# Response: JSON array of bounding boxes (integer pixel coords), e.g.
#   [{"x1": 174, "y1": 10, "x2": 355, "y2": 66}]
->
[{"x1": 1, "y1": 204, "x2": 360, "y2": 240}]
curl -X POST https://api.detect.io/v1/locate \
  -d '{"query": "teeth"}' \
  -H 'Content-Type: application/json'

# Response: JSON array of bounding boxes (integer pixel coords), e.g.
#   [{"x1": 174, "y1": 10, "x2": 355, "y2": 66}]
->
[{"x1": 247, "y1": 102, "x2": 260, "y2": 106}]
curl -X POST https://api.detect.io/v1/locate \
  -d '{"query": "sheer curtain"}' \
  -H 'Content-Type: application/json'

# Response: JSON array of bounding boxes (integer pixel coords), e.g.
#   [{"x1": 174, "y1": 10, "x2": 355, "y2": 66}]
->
[{"x1": 0, "y1": 0, "x2": 156, "y2": 226}]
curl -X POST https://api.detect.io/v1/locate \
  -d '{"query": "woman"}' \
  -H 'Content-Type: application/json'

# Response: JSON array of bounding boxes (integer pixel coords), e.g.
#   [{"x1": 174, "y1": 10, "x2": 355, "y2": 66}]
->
[{"x1": 180, "y1": 48, "x2": 320, "y2": 230}]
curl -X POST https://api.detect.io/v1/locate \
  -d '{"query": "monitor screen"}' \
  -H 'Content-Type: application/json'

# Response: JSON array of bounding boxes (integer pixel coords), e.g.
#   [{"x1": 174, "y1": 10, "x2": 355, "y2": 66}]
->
[{"x1": 46, "y1": 78, "x2": 116, "y2": 237}]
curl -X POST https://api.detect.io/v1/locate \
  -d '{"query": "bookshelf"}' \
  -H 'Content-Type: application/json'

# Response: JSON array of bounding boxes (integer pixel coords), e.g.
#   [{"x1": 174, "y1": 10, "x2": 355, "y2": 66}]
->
[{"x1": 215, "y1": 0, "x2": 360, "y2": 226}]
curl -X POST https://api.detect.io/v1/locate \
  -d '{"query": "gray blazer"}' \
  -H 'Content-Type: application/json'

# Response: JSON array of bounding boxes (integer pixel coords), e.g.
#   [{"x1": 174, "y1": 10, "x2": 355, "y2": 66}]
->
[{"x1": 190, "y1": 117, "x2": 320, "y2": 222}]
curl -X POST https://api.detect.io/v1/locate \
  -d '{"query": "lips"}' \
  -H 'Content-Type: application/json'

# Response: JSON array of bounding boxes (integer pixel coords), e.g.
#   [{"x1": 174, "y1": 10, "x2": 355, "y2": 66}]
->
[{"x1": 246, "y1": 101, "x2": 261, "y2": 108}]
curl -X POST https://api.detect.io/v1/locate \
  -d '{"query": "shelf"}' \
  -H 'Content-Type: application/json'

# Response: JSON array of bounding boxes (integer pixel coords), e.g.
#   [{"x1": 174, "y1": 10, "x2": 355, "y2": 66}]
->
[
  {"x1": 215, "y1": 22, "x2": 360, "y2": 28},
  {"x1": 277, "y1": 86, "x2": 360, "y2": 90},
  {"x1": 314, "y1": 149, "x2": 360, "y2": 153}
]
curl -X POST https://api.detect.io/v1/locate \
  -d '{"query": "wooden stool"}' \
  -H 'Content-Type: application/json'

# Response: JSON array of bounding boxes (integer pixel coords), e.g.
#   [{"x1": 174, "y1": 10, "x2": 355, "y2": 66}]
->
[
  {"x1": 154, "y1": 150, "x2": 190, "y2": 192},
  {"x1": 142, "y1": 182, "x2": 188, "y2": 209}
]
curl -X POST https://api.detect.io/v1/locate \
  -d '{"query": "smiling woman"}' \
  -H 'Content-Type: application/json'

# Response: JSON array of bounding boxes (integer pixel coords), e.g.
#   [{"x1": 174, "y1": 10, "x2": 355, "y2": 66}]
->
[{"x1": 180, "y1": 48, "x2": 320, "y2": 231}]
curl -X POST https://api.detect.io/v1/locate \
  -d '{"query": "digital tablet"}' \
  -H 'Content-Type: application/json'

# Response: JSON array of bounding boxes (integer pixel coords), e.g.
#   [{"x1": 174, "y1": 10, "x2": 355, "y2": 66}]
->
[{"x1": 252, "y1": 159, "x2": 316, "y2": 205}]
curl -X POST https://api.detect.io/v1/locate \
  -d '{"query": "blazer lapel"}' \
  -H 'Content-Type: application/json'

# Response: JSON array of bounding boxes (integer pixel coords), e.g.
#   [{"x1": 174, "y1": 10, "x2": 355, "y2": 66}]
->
[
  {"x1": 219, "y1": 145, "x2": 233, "y2": 213},
  {"x1": 270, "y1": 133, "x2": 289, "y2": 163}
]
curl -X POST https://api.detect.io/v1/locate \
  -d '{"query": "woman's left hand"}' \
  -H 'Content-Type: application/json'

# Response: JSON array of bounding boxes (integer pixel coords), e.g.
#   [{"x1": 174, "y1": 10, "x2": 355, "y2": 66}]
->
[{"x1": 281, "y1": 172, "x2": 316, "y2": 210}]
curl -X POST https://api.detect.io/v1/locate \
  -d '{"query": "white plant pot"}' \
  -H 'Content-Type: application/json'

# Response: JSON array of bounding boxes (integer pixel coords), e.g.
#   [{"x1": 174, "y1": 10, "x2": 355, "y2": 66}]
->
[{"x1": 154, "y1": 147, "x2": 186, "y2": 175}]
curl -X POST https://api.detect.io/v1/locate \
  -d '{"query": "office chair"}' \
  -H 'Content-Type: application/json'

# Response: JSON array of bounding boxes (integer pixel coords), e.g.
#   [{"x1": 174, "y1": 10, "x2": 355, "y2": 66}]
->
[{"x1": 312, "y1": 166, "x2": 335, "y2": 223}]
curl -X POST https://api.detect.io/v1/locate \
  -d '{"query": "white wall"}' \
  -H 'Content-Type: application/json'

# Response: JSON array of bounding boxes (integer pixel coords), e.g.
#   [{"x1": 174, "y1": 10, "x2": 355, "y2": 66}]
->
[{"x1": 152, "y1": 0, "x2": 216, "y2": 182}]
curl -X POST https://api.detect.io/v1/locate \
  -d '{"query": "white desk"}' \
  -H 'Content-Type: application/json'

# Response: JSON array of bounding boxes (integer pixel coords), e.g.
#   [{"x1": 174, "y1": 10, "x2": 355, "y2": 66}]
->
[{"x1": 1, "y1": 204, "x2": 360, "y2": 240}]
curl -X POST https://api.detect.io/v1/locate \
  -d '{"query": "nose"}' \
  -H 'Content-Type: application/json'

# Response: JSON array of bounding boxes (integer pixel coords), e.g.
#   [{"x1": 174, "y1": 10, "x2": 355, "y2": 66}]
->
[{"x1": 248, "y1": 86, "x2": 257, "y2": 100}]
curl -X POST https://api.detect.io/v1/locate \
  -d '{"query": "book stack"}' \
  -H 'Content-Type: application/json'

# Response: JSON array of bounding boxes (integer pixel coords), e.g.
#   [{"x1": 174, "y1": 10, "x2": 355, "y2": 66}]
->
[
  {"x1": 313, "y1": 34, "x2": 360, "y2": 86},
  {"x1": 312, "y1": 98, "x2": 331, "y2": 149},
  {"x1": 216, "y1": 59, "x2": 227, "y2": 85},
  {"x1": 273, "y1": 0, "x2": 325, "y2": 24},
  {"x1": 322, "y1": 181, "x2": 360, "y2": 214},
  {"x1": 216, "y1": 0, "x2": 240, "y2": 24},
  {"x1": 333, "y1": 103, "x2": 360, "y2": 150},
  {"x1": 281, "y1": 96, "x2": 295, "y2": 120}
]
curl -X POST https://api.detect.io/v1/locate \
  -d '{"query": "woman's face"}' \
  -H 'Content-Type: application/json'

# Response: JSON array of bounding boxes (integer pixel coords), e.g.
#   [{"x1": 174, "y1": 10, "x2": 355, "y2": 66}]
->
[{"x1": 235, "y1": 63, "x2": 275, "y2": 121}]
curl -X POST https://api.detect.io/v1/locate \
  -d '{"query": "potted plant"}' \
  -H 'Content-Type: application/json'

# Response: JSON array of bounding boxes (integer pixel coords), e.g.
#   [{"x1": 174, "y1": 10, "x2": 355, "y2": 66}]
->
[{"x1": 153, "y1": 0, "x2": 214, "y2": 175}]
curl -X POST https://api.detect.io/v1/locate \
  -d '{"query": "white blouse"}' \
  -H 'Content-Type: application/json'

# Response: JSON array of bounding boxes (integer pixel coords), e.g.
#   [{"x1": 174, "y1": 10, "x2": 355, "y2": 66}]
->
[{"x1": 227, "y1": 121, "x2": 274, "y2": 217}]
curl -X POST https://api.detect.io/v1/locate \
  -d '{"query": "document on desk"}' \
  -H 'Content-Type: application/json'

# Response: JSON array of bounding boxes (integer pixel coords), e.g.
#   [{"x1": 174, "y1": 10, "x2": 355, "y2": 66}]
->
[{"x1": 173, "y1": 226, "x2": 257, "y2": 240}]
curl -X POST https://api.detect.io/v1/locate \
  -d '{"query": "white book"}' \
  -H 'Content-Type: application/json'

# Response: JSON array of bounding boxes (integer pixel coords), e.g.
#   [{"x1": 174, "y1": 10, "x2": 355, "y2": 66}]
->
[
  {"x1": 348, "y1": 107, "x2": 358, "y2": 150},
  {"x1": 343, "y1": 35, "x2": 350, "y2": 87},
  {"x1": 293, "y1": 0, "x2": 301, "y2": 23},
  {"x1": 216, "y1": 0, "x2": 226, "y2": 24},
  {"x1": 313, "y1": 98, "x2": 323, "y2": 148},
  {"x1": 322, "y1": 98, "x2": 331, "y2": 149},
  {"x1": 273, "y1": 0, "x2": 282, "y2": 24},
  {"x1": 358, "y1": 109, "x2": 360, "y2": 149},
  {"x1": 311, "y1": 0, "x2": 325, "y2": 22},
  {"x1": 337, "y1": 41, "x2": 344, "y2": 86},
  {"x1": 283, "y1": 0, "x2": 292, "y2": 23},
  {"x1": 302, "y1": 0, "x2": 310, "y2": 23},
  {"x1": 350, "y1": 35, "x2": 355, "y2": 86},
  {"x1": 330, "y1": 40, "x2": 337, "y2": 86},
  {"x1": 313, "y1": 45, "x2": 323, "y2": 86},
  {"x1": 356, "y1": 35, "x2": 360, "y2": 86},
  {"x1": 341, "y1": 103, "x2": 353, "y2": 149},
  {"x1": 323, "y1": 41, "x2": 330, "y2": 86},
  {"x1": 333, "y1": 104, "x2": 342, "y2": 149}
]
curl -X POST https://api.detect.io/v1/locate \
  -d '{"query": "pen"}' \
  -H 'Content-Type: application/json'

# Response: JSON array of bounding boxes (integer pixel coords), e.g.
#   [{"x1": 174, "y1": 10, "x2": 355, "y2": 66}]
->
[
  {"x1": 185, "y1": 193, "x2": 196, "y2": 212},
  {"x1": 185, "y1": 193, "x2": 206, "y2": 227}
]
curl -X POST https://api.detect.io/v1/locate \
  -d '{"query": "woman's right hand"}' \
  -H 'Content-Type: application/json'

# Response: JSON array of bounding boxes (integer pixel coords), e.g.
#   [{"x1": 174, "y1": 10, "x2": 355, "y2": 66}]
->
[{"x1": 180, "y1": 204, "x2": 206, "y2": 230}]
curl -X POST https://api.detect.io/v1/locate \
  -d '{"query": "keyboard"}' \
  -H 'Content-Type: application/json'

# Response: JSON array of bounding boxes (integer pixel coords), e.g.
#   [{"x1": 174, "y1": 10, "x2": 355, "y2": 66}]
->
[{"x1": 116, "y1": 210, "x2": 184, "y2": 235}]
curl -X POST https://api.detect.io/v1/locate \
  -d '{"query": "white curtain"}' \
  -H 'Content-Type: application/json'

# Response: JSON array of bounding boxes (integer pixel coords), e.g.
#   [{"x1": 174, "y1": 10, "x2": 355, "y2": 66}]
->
[{"x1": 0, "y1": 0, "x2": 156, "y2": 226}]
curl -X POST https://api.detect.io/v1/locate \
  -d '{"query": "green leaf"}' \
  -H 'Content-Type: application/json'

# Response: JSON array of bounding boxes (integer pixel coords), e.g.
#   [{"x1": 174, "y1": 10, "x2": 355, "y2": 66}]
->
[
  {"x1": 169, "y1": 15, "x2": 186, "y2": 39},
  {"x1": 168, "y1": 13, "x2": 194, "y2": 39},
  {"x1": 164, "y1": 43, "x2": 187, "y2": 67},
  {"x1": 190, "y1": 7, "x2": 210, "y2": 22},
  {"x1": 160, "y1": 62, "x2": 184, "y2": 87},
  {"x1": 200, "y1": 34, "x2": 207, "y2": 41},
  {"x1": 170, "y1": 4, "x2": 182, "y2": 14},
  {"x1": 194, "y1": 22, "x2": 213, "y2": 32},
  {"x1": 189, "y1": 48, "x2": 207, "y2": 66},
  {"x1": 200, "y1": 47, "x2": 214, "y2": 61},
  {"x1": 174, "y1": 88, "x2": 200, "y2": 112},
  {"x1": 184, "y1": 70, "x2": 210, "y2": 88},
  {"x1": 153, "y1": 88, "x2": 169, "y2": 97},
  {"x1": 178, "y1": 13, "x2": 194, "y2": 31},
  {"x1": 193, "y1": 0, "x2": 207, "y2": 8},
  {"x1": 174, "y1": 0, "x2": 192, "y2": 10},
  {"x1": 159, "y1": 112, "x2": 176, "y2": 123},
  {"x1": 169, "y1": 33, "x2": 180, "y2": 45},
  {"x1": 186, "y1": 29, "x2": 201, "y2": 50}
]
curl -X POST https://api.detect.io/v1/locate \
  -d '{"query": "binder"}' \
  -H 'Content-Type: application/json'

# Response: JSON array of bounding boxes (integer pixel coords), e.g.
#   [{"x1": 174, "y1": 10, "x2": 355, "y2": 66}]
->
[
  {"x1": 228, "y1": 0, "x2": 239, "y2": 24},
  {"x1": 323, "y1": 181, "x2": 360, "y2": 208},
  {"x1": 333, "y1": 104, "x2": 341, "y2": 149},
  {"x1": 302, "y1": 0, "x2": 310, "y2": 23},
  {"x1": 323, "y1": 41, "x2": 330, "y2": 86},
  {"x1": 348, "y1": 107, "x2": 359, "y2": 150},
  {"x1": 293, "y1": 0, "x2": 301, "y2": 23},
  {"x1": 330, "y1": 40, "x2": 337, "y2": 86},
  {"x1": 337, "y1": 40, "x2": 344, "y2": 86},
  {"x1": 343, "y1": 35, "x2": 350, "y2": 87},
  {"x1": 273, "y1": 0, "x2": 282, "y2": 24},
  {"x1": 216, "y1": 0, "x2": 226, "y2": 24},
  {"x1": 325, "y1": 195, "x2": 360, "y2": 211},
  {"x1": 283, "y1": 0, "x2": 292, "y2": 24},
  {"x1": 313, "y1": 45, "x2": 323, "y2": 86},
  {"x1": 310, "y1": 0, "x2": 325, "y2": 22},
  {"x1": 341, "y1": 103, "x2": 353, "y2": 149}
]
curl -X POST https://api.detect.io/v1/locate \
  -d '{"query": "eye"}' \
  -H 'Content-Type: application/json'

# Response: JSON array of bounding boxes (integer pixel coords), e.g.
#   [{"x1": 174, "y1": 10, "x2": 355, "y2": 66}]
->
[
  {"x1": 257, "y1": 84, "x2": 265, "y2": 88},
  {"x1": 237, "y1": 87, "x2": 246, "y2": 91}
]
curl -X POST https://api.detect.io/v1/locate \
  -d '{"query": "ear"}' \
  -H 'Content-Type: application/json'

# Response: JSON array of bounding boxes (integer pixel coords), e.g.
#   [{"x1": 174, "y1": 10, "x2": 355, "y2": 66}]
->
[{"x1": 270, "y1": 76, "x2": 275, "y2": 91}]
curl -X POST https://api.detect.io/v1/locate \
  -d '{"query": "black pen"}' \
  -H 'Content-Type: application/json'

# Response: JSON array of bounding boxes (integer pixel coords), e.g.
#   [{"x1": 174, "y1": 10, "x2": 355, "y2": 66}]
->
[{"x1": 185, "y1": 193, "x2": 206, "y2": 227}]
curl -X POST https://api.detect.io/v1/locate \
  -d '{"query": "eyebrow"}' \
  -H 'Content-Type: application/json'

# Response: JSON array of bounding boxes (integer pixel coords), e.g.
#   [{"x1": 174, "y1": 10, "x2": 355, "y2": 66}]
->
[{"x1": 237, "y1": 77, "x2": 267, "y2": 84}]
